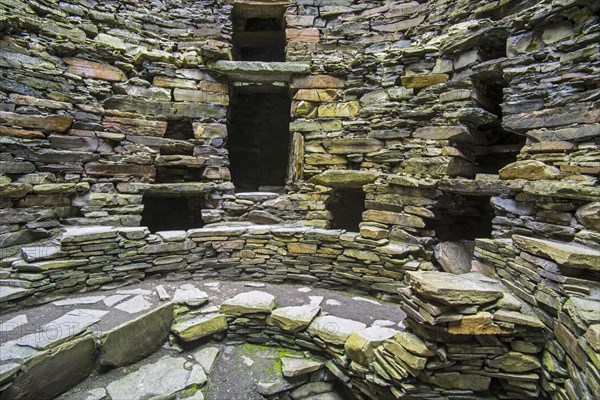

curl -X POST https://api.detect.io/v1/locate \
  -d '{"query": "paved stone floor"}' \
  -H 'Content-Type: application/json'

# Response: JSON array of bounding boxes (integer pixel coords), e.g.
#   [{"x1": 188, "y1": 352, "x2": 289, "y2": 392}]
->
[{"x1": 1, "y1": 279, "x2": 406, "y2": 400}]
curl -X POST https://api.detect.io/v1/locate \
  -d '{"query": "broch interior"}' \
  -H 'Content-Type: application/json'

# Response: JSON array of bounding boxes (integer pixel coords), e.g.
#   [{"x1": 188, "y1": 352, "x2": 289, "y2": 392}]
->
[{"x1": 0, "y1": 0, "x2": 599, "y2": 399}]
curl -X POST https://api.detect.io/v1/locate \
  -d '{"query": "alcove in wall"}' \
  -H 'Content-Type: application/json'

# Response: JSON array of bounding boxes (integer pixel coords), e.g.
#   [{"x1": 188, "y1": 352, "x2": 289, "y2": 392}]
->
[
  {"x1": 471, "y1": 74, "x2": 525, "y2": 174},
  {"x1": 327, "y1": 189, "x2": 366, "y2": 232},
  {"x1": 140, "y1": 194, "x2": 204, "y2": 232},
  {"x1": 425, "y1": 193, "x2": 494, "y2": 241},
  {"x1": 232, "y1": 3, "x2": 285, "y2": 61},
  {"x1": 228, "y1": 85, "x2": 291, "y2": 192}
]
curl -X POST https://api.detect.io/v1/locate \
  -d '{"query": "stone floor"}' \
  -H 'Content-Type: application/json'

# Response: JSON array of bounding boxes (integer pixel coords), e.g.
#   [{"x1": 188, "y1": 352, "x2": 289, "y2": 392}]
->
[{"x1": 0, "y1": 279, "x2": 406, "y2": 400}]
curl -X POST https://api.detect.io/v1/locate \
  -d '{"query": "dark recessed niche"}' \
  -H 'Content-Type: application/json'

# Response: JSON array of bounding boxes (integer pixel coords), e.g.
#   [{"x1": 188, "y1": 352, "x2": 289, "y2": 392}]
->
[
  {"x1": 328, "y1": 189, "x2": 366, "y2": 232},
  {"x1": 471, "y1": 76, "x2": 525, "y2": 174},
  {"x1": 165, "y1": 120, "x2": 194, "y2": 141},
  {"x1": 140, "y1": 194, "x2": 204, "y2": 232},
  {"x1": 232, "y1": 5, "x2": 285, "y2": 61},
  {"x1": 425, "y1": 194, "x2": 493, "y2": 241},
  {"x1": 228, "y1": 86, "x2": 291, "y2": 192}
]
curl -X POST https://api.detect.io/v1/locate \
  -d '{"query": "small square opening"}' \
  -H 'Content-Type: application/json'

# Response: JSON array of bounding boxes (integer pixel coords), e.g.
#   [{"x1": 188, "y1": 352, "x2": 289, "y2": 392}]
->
[
  {"x1": 140, "y1": 194, "x2": 204, "y2": 232},
  {"x1": 328, "y1": 189, "x2": 366, "y2": 232},
  {"x1": 425, "y1": 194, "x2": 493, "y2": 241},
  {"x1": 232, "y1": 5, "x2": 285, "y2": 61}
]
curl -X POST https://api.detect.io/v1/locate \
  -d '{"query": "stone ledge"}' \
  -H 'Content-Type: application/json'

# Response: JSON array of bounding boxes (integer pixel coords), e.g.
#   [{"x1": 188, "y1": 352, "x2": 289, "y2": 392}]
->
[{"x1": 207, "y1": 61, "x2": 311, "y2": 83}]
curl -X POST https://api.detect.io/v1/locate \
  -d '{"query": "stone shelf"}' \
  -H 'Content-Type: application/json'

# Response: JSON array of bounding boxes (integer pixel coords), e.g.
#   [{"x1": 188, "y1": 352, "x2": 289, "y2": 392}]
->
[{"x1": 207, "y1": 61, "x2": 311, "y2": 83}]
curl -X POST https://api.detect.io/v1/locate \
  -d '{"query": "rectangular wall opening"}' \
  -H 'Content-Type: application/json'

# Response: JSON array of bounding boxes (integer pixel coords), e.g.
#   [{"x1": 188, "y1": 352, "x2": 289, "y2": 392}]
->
[
  {"x1": 232, "y1": 4, "x2": 285, "y2": 61},
  {"x1": 228, "y1": 85, "x2": 291, "y2": 192},
  {"x1": 141, "y1": 194, "x2": 204, "y2": 232},
  {"x1": 328, "y1": 189, "x2": 366, "y2": 232},
  {"x1": 425, "y1": 194, "x2": 494, "y2": 242},
  {"x1": 471, "y1": 75, "x2": 525, "y2": 174}
]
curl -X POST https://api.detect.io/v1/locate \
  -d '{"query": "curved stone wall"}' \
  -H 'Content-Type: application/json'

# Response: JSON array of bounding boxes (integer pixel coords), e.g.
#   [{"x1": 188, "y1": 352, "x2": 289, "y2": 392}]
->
[{"x1": 1, "y1": 0, "x2": 599, "y2": 399}]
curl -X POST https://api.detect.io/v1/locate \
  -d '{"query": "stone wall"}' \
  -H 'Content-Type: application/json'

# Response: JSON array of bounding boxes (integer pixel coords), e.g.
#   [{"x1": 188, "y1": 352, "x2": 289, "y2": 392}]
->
[
  {"x1": 1, "y1": 0, "x2": 599, "y2": 399},
  {"x1": 0, "y1": 224, "x2": 425, "y2": 308}
]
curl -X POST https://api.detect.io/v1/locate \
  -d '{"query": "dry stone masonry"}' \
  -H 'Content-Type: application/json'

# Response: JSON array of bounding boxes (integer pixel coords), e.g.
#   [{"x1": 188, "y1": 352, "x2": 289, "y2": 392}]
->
[{"x1": 0, "y1": 0, "x2": 599, "y2": 399}]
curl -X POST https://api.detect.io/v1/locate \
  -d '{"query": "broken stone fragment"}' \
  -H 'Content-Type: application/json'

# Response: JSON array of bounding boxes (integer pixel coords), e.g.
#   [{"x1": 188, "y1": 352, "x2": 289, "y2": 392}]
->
[
  {"x1": 172, "y1": 284, "x2": 209, "y2": 307},
  {"x1": 499, "y1": 160, "x2": 560, "y2": 180},
  {"x1": 433, "y1": 241, "x2": 473, "y2": 275},
  {"x1": 448, "y1": 311, "x2": 512, "y2": 335},
  {"x1": 220, "y1": 291, "x2": 276, "y2": 315},
  {"x1": 307, "y1": 315, "x2": 366, "y2": 345},
  {"x1": 344, "y1": 326, "x2": 397, "y2": 365},
  {"x1": 171, "y1": 313, "x2": 228, "y2": 342},
  {"x1": 266, "y1": 304, "x2": 321, "y2": 332},
  {"x1": 281, "y1": 356, "x2": 324, "y2": 377}
]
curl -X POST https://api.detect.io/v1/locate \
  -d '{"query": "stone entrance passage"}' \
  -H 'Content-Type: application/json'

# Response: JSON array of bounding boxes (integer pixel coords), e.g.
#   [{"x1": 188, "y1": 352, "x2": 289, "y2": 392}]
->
[
  {"x1": 140, "y1": 194, "x2": 204, "y2": 232},
  {"x1": 328, "y1": 189, "x2": 366, "y2": 232},
  {"x1": 228, "y1": 86, "x2": 291, "y2": 192},
  {"x1": 232, "y1": 4, "x2": 285, "y2": 61}
]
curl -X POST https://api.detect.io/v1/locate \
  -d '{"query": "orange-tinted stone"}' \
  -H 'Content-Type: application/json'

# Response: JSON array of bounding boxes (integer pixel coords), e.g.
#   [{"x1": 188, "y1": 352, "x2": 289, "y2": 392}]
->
[{"x1": 64, "y1": 57, "x2": 126, "y2": 81}]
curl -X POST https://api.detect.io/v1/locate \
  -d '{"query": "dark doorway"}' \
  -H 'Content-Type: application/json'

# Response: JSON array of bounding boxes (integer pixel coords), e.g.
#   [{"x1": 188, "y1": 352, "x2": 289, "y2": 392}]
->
[
  {"x1": 140, "y1": 194, "x2": 204, "y2": 232},
  {"x1": 228, "y1": 86, "x2": 291, "y2": 192},
  {"x1": 328, "y1": 189, "x2": 366, "y2": 232},
  {"x1": 425, "y1": 194, "x2": 493, "y2": 241},
  {"x1": 232, "y1": 4, "x2": 285, "y2": 61}
]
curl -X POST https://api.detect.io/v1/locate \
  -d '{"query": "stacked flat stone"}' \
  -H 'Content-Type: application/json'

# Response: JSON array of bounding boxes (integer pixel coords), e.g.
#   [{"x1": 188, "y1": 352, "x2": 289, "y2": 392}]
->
[
  {"x1": 395, "y1": 271, "x2": 546, "y2": 399},
  {"x1": 474, "y1": 234, "x2": 600, "y2": 400},
  {"x1": 0, "y1": 224, "x2": 425, "y2": 308}
]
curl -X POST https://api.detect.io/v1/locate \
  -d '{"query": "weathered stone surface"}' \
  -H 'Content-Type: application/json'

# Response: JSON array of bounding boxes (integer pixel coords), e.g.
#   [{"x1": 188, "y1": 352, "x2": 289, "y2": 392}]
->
[
  {"x1": 99, "y1": 302, "x2": 173, "y2": 367},
  {"x1": 220, "y1": 291, "x2": 276, "y2": 315},
  {"x1": 576, "y1": 202, "x2": 600, "y2": 230},
  {"x1": 363, "y1": 210, "x2": 425, "y2": 228},
  {"x1": 266, "y1": 305, "x2": 321, "y2": 332},
  {"x1": 173, "y1": 284, "x2": 209, "y2": 307},
  {"x1": 413, "y1": 126, "x2": 471, "y2": 141},
  {"x1": 449, "y1": 311, "x2": 510, "y2": 335},
  {"x1": 0, "y1": 111, "x2": 73, "y2": 133},
  {"x1": 499, "y1": 160, "x2": 560, "y2": 180},
  {"x1": 322, "y1": 138, "x2": 383, "y2": 154},
  {"x1": 392, "y1": 331, "x2": 433, "y2": 357},
  {"x1": 208, "y1": 61, "x2": 310, "y2": 82},
  {"x1": 513, "y1": 235, "x2": 600, "y2": 271},
  {"x1": 401, "y1": 74, "x2": 449, "y2": 88},
  {"x1": 291, "y1": 75, "x2": 345, "y2": 89},
  {"x1": 172, "y1": 313, "x2": 228, "y2": 342},
  {"x1": 493, "y1": 309, "x2": 544, "y2": 328},
  {"x1": 425, "y1": 372, "x2": 491, "y2": 392},
  {"x1": 345, "y1": 326, "x2": 397, "y2": 365},
  {"x1": 406, "y1": 272, "x2": 504, "y2": 305},
  {"x1": 434, "y1": 241, "x2": 472, "y2": 274},
  {"x1": 281, "y1": 356, "x2": 323, "y2": 377},
  {"x1": 64, "y1": 57, "x2": 125, "y2": 81},
  {"x1": 105, "y1": 355, "x2": 206, "y2": 399},
  {"x1": 192, "y1": 346, "x2": 220, "y2": 374},
  {"x1": 307, "y1": 315, "x2": 366, "y2": 345},
  {"x1": 308, "y1": 170, "x2": 379, "y2": 188},
  {"x1": 487, "y1": 352, "x2": 541, "y2": 373},
  {"x1": 286, "y1": 28, "x2": 320, "y2": 43},
  {"x1": 17, "y1": 309, "x2": 108, "y2": 350},
  {"x1": 0, "y1": 335, "x2": 96, "y2": 400}
]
